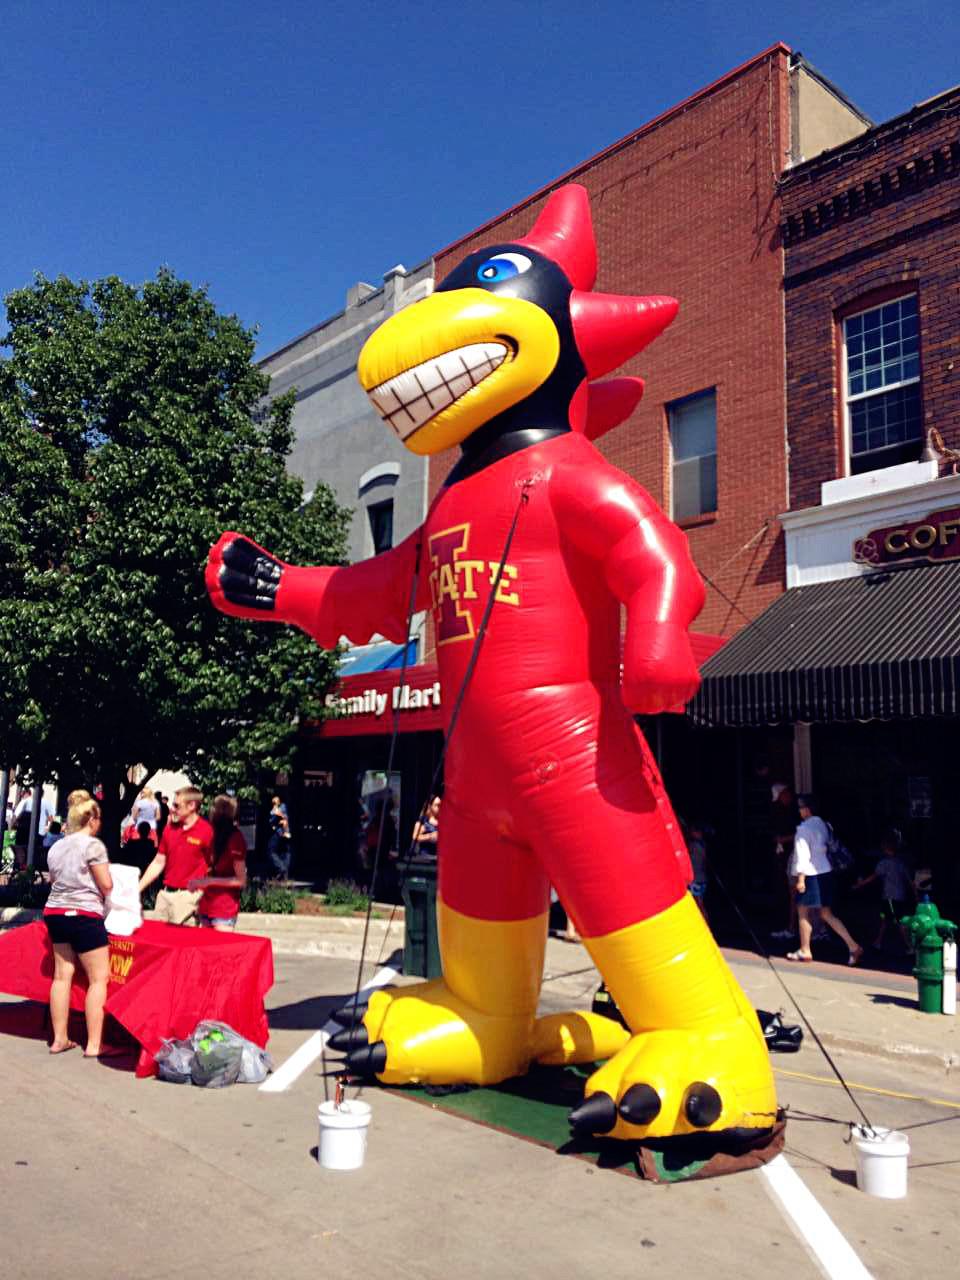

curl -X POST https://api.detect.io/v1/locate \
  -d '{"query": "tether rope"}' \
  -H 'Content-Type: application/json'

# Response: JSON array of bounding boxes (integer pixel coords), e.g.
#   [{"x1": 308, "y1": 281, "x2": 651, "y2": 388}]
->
[
  {"x1": 708, "y1": 856, "x2": 877, "y2": 1134},
  {"x1": 333, "y1": 481, "x2": 532, "y2": 1061}
]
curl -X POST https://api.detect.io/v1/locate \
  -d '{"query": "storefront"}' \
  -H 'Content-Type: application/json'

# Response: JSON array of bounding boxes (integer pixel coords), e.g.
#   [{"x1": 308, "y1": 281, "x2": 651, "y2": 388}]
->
[
  {"x1": 292, "y1": 633, "x2": 729, "y2": 894},
  {"x1": 292, "y1": 664, "x2": 444, "y2": 891},
  {"x1": 691, "y1": 467, "x2": 960, "y2": 922}
]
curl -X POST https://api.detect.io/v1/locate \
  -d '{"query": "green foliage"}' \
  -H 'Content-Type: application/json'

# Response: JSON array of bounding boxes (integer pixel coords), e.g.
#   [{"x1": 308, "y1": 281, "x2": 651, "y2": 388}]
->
[
  {"x1": 0, "y1": 270, "x2": 351, "y2": 835},
  {"x1": 239, "y1": 881, "x2": 296, "y2": 914},
  {"x1": 323, "y1": 879, "x2": 370, "y2": 912}
]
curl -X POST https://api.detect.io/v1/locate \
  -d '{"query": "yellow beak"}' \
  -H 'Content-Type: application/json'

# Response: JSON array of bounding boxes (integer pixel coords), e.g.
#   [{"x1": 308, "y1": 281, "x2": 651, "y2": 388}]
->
[{"x1": 357, "y1": 288, "x2": 560, "y2": 455}]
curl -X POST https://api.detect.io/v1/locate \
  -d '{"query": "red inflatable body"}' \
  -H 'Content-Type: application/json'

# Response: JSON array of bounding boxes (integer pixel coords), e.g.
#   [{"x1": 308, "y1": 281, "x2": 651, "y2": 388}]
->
[{"x1": 207, "y1": 186, "x2": 777, "y2": 1148}]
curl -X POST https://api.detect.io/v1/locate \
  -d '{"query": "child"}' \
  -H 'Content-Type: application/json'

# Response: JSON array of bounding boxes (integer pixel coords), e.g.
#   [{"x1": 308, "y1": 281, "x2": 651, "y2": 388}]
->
[
  {"x1": 683, "y1": 817, "x2": 710, "y2": 925},
  {"x1": 853, "y1": 831, "x2": 914, "y2": 951}
]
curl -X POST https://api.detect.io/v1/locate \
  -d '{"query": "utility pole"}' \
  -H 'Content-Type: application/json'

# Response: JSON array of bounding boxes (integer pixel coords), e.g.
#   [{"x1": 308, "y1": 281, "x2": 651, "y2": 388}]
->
[
  {"x1": 26, "y1": 783, "x2": 42, "y2": 869},
  {"x1": 0, "y1": 768, "x2": 9, "y2": 846}
]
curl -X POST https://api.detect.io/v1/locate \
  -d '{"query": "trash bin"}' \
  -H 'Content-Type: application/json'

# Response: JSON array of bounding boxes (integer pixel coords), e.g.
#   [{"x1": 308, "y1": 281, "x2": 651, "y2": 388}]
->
[{"x1": 401, "y1": 859, "x2": 441, "y2": 979}]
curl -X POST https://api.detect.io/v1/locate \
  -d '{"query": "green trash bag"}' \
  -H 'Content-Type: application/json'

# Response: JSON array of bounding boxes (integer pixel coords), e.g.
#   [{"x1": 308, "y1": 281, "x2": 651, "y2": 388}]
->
[{"x1": 189, "y1": 1021, "x2": 243, "y2": 1088}]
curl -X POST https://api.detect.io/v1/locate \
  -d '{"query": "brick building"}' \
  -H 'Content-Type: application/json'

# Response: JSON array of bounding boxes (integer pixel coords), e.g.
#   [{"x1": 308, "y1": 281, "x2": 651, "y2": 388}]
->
[
  {"x1": 697, "y1": 85, "x2": 960, "y2": 923},
  {"x1": 782, "y1": 84, "x2": 960, "y2": 507},
  {"x1": 399, "y1": 46, "x2": 870, "y2": 916},
  {"x1": 429, "y1": 44, "x2": 868, "y2": 639}
]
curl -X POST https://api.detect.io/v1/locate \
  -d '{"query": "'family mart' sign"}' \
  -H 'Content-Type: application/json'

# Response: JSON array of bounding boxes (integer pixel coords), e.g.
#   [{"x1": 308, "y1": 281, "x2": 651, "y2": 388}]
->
[{"x1": 324, "y1": 680, "x2": 442, "y2": 720}]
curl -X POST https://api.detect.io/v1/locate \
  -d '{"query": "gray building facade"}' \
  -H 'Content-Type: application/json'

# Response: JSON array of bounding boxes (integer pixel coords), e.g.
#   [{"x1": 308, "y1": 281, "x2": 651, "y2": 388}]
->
[{"x1": 260, "y1": 261, "x2": 434, "y2": 567}]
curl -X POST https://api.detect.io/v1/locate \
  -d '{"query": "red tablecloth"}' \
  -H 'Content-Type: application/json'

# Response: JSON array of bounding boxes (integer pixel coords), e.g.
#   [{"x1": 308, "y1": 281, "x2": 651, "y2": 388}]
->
[{"x1": 0, "y1": 920, "x2": 273, "y2": 1076}]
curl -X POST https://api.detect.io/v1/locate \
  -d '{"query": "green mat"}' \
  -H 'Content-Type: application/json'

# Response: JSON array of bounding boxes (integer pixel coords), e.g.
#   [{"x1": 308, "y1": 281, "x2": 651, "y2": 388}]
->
[
  {"x1": 385, "y1": 1063, "x2": 784, "y2": 1182},
  {"x1": 389, "y1": 1063, "x2": 640, "y2": 1176}
]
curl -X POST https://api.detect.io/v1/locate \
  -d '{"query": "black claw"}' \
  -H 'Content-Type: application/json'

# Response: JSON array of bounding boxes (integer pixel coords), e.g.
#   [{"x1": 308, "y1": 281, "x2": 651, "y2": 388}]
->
[
  {"x1": 345, "y1": 1041, "x2": 387, "y2": 1077},
  {"x1": 331, "y1": 1002, "x2": 368, "y2": 1027},
  {"x1": 223, "y1": 538, "x2": 281, "y2": 577},
  {"x1": 684, "y1": 1082, "x2": 723, "y2": 1128},
  {"x1": 618, "y1": 1083, "x2": 662, "y2": 1127},
  {"x1": 327, "y1": 1026, "x2": 368, "y2": 1053},
  {"x1": 218, "y1": 538, "x2": 282, "y2": 611},
  {"x1": 568, "y1": 1090, "x2": 617, "y2": 1135}
]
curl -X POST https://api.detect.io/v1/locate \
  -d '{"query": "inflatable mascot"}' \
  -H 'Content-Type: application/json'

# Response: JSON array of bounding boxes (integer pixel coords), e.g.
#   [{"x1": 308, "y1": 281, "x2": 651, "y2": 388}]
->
[{"x1": 207, "y1": 185, "x2": 778, "y2": 1148}]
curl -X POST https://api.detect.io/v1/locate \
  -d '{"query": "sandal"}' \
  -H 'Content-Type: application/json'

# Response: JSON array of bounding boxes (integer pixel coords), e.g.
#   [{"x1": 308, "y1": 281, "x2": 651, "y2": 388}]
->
[
  {"x1": 785, "y1": 950, "x2": 813, "y2": 963},
  {"x1": 848, "y1": 946, "x2": 864, "y2": 967},
  {"x1": 83, "y1": 1044, "x2": 127, "y2": 1059}
]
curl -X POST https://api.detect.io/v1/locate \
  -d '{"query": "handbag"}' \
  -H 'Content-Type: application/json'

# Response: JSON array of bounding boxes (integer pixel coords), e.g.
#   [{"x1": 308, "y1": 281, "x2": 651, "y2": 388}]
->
[{"x1": 825, "y1": 823, "x2": 854, "y2": 874}]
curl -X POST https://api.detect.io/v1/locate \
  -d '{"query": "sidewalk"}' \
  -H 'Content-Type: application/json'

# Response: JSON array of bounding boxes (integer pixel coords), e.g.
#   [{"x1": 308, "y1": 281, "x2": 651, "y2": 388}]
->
[{"x1": 3, "y1": 905, "x2": 957, "y2": 1075}]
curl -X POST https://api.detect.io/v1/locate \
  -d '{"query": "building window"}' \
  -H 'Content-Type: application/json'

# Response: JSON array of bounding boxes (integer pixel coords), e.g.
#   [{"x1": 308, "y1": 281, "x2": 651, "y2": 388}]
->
[
  {"x1": 669, "y1": 389, "x2": 717, "y2": 520},
  {"x1": 368, "y1": 499, "x2": 393, "y2": 554},
  {"x1": 844, "y1": 295, "x2": 921, "y2": 474}
]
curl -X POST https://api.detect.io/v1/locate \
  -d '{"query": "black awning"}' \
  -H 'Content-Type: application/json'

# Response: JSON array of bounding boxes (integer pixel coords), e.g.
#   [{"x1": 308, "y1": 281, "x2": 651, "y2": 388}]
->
[{"x1": 690, "y1": 561, "x2": 960, "y2": 726}]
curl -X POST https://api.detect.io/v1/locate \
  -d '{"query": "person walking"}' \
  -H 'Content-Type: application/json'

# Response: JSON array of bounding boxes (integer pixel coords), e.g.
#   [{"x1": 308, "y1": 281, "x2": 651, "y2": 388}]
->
[
  {"x1": 130, "y1": 786, "x2": 160, "y2": 831},
  {"x1": 786, "y1": 794, "x2": 863, "y2": 966},
  {"x1": 189, "y1": 795, "x2": 247, "y2": 930},
  {"x1": 411, "y1": 795, "x2": 441, "y2": 862},
  {"x1": 853, "y1": 830, "x2": 915, "y2": 951},
  {"x1": 138, "y1": 786, "x2": 212, "y2": 925},
  {"x1": 266, "y1": 795, "x2": 292, "y2": 880},
  {"x1": 13, "y1": 789, "x2": 53, "y2": 870},
  {"x1": 42, "y1": 797, "x2": 120, "y2": 1057}
]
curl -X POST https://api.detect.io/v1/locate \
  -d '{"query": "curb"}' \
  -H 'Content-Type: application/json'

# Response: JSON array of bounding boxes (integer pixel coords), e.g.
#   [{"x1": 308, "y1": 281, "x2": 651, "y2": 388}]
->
[{"x1": 809, "y1": 1032, "x2": 959, "y2": 1077}]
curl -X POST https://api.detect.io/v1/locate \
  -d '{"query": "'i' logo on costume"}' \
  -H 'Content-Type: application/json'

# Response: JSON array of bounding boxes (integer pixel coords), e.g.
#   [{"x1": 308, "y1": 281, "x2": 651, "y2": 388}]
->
[{"x1": 429, "y1": 523, "x2": 521, "y2": 645}]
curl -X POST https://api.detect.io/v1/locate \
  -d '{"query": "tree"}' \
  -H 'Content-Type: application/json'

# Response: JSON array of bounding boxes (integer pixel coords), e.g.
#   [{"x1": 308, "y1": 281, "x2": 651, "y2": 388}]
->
[{"x1": 0, "y1": 270, "x2": 351, "y2": 846}]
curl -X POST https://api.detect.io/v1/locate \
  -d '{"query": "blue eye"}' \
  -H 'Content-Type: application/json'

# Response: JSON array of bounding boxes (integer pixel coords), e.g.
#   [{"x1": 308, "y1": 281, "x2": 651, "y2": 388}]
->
[{"x1": 476, "y1": 252, "x2": 532, "y2": 284}]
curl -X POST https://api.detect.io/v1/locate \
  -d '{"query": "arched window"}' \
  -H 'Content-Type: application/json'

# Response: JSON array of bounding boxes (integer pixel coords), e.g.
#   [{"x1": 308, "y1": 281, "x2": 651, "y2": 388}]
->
[{"x1": 358, "y1": 463, "x2": 400, "y2": 556}]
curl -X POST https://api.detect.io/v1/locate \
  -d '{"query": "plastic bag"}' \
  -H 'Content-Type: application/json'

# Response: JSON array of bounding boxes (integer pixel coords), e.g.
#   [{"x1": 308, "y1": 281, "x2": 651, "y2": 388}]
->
[
  {"x1": 154, "y1": 1020, "x2": 272, "y2": 1086},
  {"x1": 190, "y1": 1021, "x2": 243, "y2": 1088},
  {"x1": 155, "y1": 1037, "x2": 195, "y2": 1084},
  {"x1": 239, "y1": 1040, "x2": 274, "y2": 1084},
  {"x1": 105, "y1": 862, "x2": 143, "y2": 936}
]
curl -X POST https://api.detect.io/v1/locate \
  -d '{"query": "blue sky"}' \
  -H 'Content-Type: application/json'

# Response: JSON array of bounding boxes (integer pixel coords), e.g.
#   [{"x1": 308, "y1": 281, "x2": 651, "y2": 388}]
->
[{"x1": 5, "y1": 1, "x2": 956, "y2": 358}]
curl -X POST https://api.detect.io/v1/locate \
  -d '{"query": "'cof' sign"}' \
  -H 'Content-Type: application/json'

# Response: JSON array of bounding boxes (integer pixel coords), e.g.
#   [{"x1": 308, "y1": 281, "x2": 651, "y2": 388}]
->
[{"x1": 854, "y1": 505, "x2": 960, "y2": 566}]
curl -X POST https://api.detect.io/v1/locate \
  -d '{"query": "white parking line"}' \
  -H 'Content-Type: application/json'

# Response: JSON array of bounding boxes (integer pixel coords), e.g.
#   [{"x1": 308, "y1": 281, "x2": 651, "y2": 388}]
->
[
  {"x1": 761, "y1": 1154, "x2": 874, "y2": 1280},
  {"x1": 259, "y1": 965, "x2": 399, "y2": 1093}
]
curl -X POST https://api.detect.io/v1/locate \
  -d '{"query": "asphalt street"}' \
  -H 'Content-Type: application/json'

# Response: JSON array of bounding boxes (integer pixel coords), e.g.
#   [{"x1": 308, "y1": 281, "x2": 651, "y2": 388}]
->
[{"x1": 1, "y1": 950, "x2": 957, "y2": 1280}]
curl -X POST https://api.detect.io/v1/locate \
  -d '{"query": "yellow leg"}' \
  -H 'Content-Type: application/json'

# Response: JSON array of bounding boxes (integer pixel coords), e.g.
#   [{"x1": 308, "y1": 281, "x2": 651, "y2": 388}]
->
[
  {"x1": 356, "y1": 900, "x2": 629, "y2": 1085},
  {"x1": 360, "y1": 901, "x2": 545, "y2": 1085},
  {"x1": 576, "y1": 894, "x2": 777, "y2": 1140}
]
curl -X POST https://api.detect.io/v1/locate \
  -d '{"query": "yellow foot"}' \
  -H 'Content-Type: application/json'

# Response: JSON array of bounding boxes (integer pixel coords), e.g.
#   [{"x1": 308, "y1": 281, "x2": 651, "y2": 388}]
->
[
  {"x1": 329, "y1": 986, "x2": 631, "y2": 1085},
  {"x1": 330, "y1": 980, "x2": 536, "y2": 1087},
  {"x1": 569, "y1": 1016, "x2": 778, "y2": 1142},
  {"x1": 531, "y1": 1010, "x2": 630, "y2": 1066}
]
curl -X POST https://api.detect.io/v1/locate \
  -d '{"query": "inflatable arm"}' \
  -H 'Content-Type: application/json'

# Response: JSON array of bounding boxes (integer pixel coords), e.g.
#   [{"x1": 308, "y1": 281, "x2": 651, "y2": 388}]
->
[
  {"x1": 206, "y1": 529, "x2": 425, "y2": 648},
  {"x1": 552, "y1": 466, "x2": 706, "y2": 715}
]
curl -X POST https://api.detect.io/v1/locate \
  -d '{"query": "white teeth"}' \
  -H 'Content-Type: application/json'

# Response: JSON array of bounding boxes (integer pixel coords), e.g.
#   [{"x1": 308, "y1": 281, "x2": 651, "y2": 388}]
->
[{"x1": 367, "y1": 342, "x2": 508, "y2": 439}]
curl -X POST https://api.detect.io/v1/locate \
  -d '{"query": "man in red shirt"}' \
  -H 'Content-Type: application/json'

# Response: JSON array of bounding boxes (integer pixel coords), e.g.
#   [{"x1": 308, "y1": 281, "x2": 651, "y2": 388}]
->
[{"x1": 138, "y1": 787, "x2": 212, "y2": 926}]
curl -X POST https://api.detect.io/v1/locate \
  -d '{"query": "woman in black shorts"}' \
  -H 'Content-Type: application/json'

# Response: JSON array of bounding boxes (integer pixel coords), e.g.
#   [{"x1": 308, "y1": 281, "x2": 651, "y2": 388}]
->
[{"x1": 43, "y1": 798, "x2": 115, "y2": 1056}]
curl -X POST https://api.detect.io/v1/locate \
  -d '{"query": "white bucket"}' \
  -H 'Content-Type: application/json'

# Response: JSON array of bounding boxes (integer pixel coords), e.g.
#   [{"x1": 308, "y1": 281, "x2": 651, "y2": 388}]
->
[
  {"x1": 317, "y1": 1099, "x2": 372, "y2": 1171},
  {"x1": 852, "y1": 1125, "x2": 910, "y2": 1198}
]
